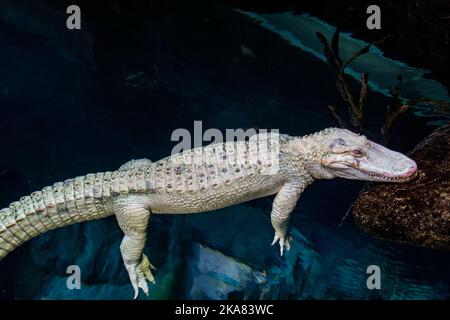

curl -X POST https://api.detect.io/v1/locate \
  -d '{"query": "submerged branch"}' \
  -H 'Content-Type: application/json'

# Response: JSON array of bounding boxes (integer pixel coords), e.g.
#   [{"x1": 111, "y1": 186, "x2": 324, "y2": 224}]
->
[
  {"x1": 328, "y1": 105, "x2": 349, "y2": 129},
  {"x1": 331, "y1": 28, "x2": 342, "y2": 69},
  {"x1": 381, "y1": 105, "x2": 410, "y2": 145},
  {"x1": 341, "y1": 36, "x2": 389, "y2": 70},
  {"x1": 316, "y1": 30, "x2": 410, "y2": 144},
  {"x1": 358, "y1": 73, "x2": 368, "y2": 116},
  {"x1": 316, "y1": 32, "x2": 336, "y2": 70}
]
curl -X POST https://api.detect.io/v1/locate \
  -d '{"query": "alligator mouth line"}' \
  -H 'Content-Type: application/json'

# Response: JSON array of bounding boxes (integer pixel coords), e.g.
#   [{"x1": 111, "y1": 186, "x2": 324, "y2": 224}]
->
[{"x1": 359, "y1": 168, "x2": 417, "y2": 181}]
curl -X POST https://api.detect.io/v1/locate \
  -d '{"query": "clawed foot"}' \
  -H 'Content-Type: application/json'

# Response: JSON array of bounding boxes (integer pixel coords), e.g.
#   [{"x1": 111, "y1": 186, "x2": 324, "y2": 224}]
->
[
  {"x1": 124, "y1": 254, "x2": 157, "y2": 299},
  {"x1": 271, "y1": 232, "x2": 292, "y2": 256}
]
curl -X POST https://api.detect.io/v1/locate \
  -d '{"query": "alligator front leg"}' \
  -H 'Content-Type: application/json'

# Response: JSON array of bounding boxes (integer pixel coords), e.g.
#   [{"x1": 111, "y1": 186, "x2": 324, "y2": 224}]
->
[
  {"x1": 271, "y1": 180, "x2": 305, "y2": 256},
  {"x1": 114, "y1": 195, "x2": 156, "y2": 299}
]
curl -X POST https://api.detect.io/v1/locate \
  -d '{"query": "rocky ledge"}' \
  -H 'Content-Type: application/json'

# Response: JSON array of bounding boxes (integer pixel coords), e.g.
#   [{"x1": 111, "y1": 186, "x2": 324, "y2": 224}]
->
[{"x1": 353, "y1": 124, "x2": 450, "y2": 250}]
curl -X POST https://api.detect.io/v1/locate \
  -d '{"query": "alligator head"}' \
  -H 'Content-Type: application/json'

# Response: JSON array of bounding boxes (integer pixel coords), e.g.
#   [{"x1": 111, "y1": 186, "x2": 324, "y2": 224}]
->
[{"x1": 300, "y1": 128, "x2": 418, "y2": 182}]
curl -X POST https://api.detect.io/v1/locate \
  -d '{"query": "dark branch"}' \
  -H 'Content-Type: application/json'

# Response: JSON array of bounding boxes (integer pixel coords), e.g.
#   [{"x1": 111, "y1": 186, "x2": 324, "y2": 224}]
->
[{"x1": 328, "y1": 105, "x2": 349, "y2": 129}]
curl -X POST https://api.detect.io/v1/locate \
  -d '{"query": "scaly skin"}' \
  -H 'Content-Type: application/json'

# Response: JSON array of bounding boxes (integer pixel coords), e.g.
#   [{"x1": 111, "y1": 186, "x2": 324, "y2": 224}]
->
[{"x1": 0, "y1": 128, "x2": 417, "y2": 298}]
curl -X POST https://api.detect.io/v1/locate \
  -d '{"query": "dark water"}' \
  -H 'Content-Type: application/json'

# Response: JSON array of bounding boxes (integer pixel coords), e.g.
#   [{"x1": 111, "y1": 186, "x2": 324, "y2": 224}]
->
[{"x1": 0, "y1": 1, "x2": 449, "y2": 299}]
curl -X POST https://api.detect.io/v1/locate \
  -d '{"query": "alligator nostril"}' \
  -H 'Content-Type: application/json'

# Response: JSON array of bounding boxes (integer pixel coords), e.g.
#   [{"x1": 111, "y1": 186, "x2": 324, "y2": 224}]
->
[{"x1": 404, "y1": 163, "x2": 418, "y2": 176}]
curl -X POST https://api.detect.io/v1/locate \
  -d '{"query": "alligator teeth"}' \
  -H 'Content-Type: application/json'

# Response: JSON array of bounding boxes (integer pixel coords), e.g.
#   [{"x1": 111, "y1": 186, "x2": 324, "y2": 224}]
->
[{"x1": 360, "y1": 169, "x2": 401, "y2": 181}]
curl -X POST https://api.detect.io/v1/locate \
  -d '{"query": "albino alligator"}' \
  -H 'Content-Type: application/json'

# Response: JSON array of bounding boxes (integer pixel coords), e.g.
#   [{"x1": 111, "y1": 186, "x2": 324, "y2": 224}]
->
[{"x1": 0, "y1": 128, "x2": 417, "y2": 298}]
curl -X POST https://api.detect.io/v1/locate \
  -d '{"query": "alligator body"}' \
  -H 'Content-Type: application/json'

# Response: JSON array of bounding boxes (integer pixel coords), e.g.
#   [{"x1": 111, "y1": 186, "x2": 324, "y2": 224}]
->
[{"x1": 0, "y1": 128, "x2": 417, "y2": 298}]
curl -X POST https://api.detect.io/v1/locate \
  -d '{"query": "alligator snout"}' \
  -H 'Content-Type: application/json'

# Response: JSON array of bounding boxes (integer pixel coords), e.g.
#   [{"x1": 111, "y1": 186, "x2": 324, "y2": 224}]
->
[{"x1": 396, "y1": 160, "x2": 418, "y2": 180}]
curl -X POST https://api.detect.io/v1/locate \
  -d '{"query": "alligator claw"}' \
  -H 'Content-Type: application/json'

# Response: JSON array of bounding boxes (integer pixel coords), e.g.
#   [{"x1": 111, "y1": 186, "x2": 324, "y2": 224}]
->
[
  {"x1": 140, "y1": 254, "x2": 156, "y2": 284},
  {"x1": 271, "y1": 232, "x2": 292, "y2": 256},
  {"x1": 125, "y1": 254, "x2": 156, "y2": 299}
]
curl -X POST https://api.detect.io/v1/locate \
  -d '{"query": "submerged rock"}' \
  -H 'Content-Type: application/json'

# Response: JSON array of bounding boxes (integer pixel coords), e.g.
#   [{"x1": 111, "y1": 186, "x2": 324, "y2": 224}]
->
[
  {"x1": 184, "y1": 242, "x2": 268, "y2": 299},
  {"x1": 353, "y1": 124, "x2": 450, "y2": 250}
]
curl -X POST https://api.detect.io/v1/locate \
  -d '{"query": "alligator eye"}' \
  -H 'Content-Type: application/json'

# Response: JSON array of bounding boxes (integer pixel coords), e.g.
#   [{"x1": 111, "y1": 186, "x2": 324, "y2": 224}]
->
[{"x1": 352, "y1": 149, "x2": 364, "y2": 157}]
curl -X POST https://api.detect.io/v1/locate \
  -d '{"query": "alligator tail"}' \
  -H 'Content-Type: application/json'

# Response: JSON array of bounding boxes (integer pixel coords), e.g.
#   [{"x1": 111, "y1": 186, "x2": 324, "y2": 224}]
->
[{"x1": 0, "y1": 173, "x2": 115, "y2": 260}]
